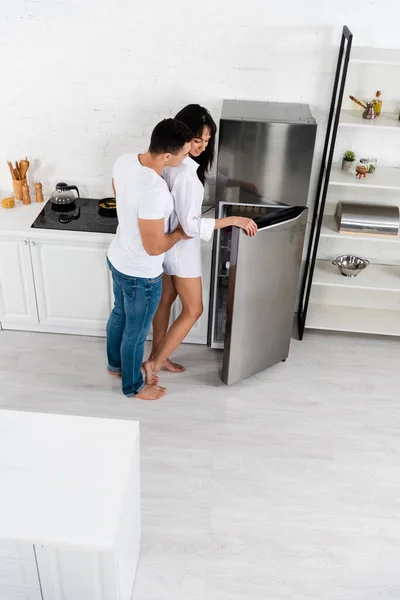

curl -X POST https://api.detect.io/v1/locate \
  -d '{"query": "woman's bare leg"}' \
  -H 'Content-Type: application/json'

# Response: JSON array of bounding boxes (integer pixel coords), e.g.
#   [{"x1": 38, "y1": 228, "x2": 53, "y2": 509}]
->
[
  {"x1": 144, "y1": 276, "x2": 203, "y2": 383},
  {"x1": 151, "y1": 275, "x2": 176, "y2": 355},
  {"x1": 149, "y1": 275, "x2": 183, "y2": 373}
]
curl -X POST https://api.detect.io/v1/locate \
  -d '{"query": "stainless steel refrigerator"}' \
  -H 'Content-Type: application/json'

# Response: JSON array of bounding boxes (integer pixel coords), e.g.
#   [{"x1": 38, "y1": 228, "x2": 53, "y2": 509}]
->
[{"x1": 208, "y1": 100, "x2": 317, "y2": 385}]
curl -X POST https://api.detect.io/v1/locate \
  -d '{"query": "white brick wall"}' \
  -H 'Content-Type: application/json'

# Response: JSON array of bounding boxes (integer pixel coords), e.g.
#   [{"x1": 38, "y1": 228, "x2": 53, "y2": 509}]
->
[{"x1": 1, "y1": 0, "x2": 400, "y2": 201}]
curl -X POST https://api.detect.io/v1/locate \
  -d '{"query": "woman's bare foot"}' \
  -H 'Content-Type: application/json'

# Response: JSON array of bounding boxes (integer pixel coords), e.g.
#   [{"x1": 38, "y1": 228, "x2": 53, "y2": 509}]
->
[
  {"x1": 134, "y1": 384, "x2": 166, "y2": 401},
  {"x1": 141, "y1": 368, "x2": 159, "y2": 385},
  {"x1": 143, "y1": 358, "x2": 185, "y2": 373},
  {"x1": 108, "y1": 370, "x2": 121, "y2": 377},
  {"x1": 162, "y1": 359, "x2": 185, "y2": 373},
  {"x1": 108, "y1": 368, "x2": 159, "y2": 385},
  {"x1": 143, "y1": 360, "x2": 160, "y2": 385},
  {"x1": 141, "y1": 361, "x2": 159, "y2": 384}
]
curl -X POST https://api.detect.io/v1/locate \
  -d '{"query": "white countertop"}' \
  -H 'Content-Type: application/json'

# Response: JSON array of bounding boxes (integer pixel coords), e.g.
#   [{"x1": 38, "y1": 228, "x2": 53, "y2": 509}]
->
[
  {"x1": 0, "y1": 200, "x2": 113, "y2": 243},
  {"x1": 0, "y1": 199, "x2": 215, "y2": 242},
  {"x1": 0, "y1": 200, "x2": 44, "y2": 232},
  {"x1": 0, "y1": 410, "x2": 139, "y2": 549}
]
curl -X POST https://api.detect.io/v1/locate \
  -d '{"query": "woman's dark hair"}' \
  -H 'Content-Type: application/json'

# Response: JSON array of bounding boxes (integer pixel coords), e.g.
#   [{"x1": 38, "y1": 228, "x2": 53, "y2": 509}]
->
[
  {"x1": 149, "y1": 118, "x2": 193, "y2": 156},
  {"x1": 175, "y1": 104, "x2": 217, "y2": 185}
]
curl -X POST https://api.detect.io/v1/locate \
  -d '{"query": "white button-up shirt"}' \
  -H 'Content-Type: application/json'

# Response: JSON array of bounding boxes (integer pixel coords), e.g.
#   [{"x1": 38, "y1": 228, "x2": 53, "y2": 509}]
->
[{"x1": 162, "y1": 157, "x2": 215, "y2": 278}]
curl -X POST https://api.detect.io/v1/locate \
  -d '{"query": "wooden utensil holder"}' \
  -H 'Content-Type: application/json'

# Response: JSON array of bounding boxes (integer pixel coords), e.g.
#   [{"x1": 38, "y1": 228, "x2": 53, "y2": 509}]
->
[{"x1": 12, "y1": 178, "x2": 27, "y2": 202}]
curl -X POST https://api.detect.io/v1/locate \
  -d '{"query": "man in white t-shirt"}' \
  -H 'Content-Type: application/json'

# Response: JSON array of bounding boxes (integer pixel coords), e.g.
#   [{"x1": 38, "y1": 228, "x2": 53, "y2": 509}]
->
[{"x1": 106, "y1": 119, "x2": 193, "y2": 400}]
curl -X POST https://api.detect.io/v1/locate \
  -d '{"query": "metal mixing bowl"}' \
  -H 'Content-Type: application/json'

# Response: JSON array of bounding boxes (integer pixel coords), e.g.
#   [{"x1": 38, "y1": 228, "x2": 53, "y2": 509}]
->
[{"x1": 332, "y1": 255, "x2": 370, "y2": 277}]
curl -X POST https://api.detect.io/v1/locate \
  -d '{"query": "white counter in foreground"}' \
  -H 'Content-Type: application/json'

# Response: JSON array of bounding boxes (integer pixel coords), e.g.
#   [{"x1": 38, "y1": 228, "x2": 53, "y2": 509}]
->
[{"x1": 0, "y1": 410, "x2": 140, "y2": 600}]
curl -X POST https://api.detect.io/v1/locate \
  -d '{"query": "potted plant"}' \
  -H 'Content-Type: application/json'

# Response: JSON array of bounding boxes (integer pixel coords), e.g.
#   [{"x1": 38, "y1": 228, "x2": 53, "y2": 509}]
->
[{"x1": 342, "y1": 150, "x2": 356, "y2": 172}]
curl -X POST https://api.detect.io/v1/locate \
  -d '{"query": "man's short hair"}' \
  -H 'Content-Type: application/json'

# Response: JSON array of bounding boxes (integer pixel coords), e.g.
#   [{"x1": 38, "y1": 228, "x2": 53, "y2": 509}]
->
[{"x1": 149, "y1": 118, "x2": 193, "y2": 155}]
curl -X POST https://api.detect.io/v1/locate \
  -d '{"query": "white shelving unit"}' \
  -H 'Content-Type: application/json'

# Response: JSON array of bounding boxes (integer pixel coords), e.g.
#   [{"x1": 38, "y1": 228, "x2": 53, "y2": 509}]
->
[
  {"x1": 307, "y1": 44, "x2": 400, "y2": 337},
  {"x1": 313, "y1": 260, "x2": 400, "y2": 291},
  {"x1": 329, "y1": 163, "x2": 400, "y2": 191},
  {"x1": 350, "y1": 47, "x2": 400, "y2": 67},
  {"x1": 320, "y1": 215, "x2": 400, "y2": 245},
  {"x1": 307, "y1": 304, "x2": 400, "y2": 336},
  {"x1": 339, "y1": 110, "x2": 400, "y2": 130}
]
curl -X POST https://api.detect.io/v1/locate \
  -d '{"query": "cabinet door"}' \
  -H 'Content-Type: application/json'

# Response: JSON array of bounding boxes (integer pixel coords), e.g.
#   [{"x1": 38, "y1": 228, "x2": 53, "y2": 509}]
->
[
  {"x1": 30, "y1": 238, "x2": 112, "y2": 335},
  {"x1": 0, "y1": 588, "x2": 42, "y2": 600},
  {"x1": 0, "y1": 559, "x2": 40, "y2": 589},
  {"x1": 0, "y1": 544, "x2": 35, "y2": 561},
  {"x1": 176, "y1": 238, "x2": 212, "y2": 345},
  {"x1": 0, "y1": 239, "x2": 39, "y2": 326},
  {"x1": 35, "y1": 546, "x2": 117, "y2": 600}
]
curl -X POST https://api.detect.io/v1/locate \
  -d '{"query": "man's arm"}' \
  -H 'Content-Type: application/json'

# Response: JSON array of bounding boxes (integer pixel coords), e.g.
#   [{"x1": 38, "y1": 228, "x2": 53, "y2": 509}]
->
[{"x1": 138, "y1": 218, "x2": 188, "y2": 256}]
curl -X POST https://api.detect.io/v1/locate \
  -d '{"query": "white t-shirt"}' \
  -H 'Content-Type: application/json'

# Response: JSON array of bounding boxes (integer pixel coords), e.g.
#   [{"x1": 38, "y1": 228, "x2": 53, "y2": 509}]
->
[{"x1": 107, "y1": 154, "x2": 173, "y2": 278}]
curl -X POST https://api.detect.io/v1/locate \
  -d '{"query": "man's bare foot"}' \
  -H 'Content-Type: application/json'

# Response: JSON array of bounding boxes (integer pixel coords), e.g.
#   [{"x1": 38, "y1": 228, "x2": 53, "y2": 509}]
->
[
  {"x1": 162, "y1": 359, "x2": 185, "y2": 373},
  {"x1": 108, "y1": 370, "x2": 121, "y2": 377},
  {"x1": 134, "y1": 384, "x2": 166, "y2": 401}
]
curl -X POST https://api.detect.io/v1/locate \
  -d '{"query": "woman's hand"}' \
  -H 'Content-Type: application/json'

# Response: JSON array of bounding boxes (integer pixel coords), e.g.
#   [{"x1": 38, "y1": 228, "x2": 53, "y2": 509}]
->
[{"x1": 234, "y1": 217, "x2": 258, "y2": 237}]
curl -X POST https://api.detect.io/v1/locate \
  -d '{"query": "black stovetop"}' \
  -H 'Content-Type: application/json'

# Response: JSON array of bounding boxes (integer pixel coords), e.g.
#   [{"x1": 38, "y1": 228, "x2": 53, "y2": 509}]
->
[{"x1": 31, "y1": 198, "x2": 118, "y2": 234}]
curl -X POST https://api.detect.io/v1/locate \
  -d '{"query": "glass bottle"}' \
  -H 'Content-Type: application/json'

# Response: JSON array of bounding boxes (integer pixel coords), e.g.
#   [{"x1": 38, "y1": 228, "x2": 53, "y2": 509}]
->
[
  {"x1": 368, "y1": 158, "x2": 377, "y2": 174},
  {"x1": 374, "y1": 91, "x2": 382, "y2": 116}
]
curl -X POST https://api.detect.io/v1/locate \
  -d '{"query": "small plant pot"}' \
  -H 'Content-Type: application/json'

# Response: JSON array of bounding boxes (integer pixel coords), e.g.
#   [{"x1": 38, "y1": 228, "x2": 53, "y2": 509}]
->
[{"x1": 341, "y1": 159, "x2": 354, "y2": 173}]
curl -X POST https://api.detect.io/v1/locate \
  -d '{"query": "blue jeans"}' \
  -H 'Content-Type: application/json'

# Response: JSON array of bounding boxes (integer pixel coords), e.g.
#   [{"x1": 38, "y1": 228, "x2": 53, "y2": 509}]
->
[{"x1": 106, "y1": 259, "x2": 163, "y2": 397}]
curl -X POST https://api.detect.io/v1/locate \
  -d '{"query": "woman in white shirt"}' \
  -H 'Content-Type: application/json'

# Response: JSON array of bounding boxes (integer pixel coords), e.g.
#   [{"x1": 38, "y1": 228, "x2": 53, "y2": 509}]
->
[{"x1": 143, "y1": 105, "x2": 257, "y2": 383}]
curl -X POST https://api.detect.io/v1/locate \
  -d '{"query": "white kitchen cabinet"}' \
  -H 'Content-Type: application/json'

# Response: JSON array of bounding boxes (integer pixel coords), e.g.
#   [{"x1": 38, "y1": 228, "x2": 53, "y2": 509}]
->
[
  {"x1": 0, "y1": 234, "x2": 112, "y2": 337},
  {"x1": 146, "y1": 237, "x2": 213, "y2": 345},
  {"x1": 0, "y1": 238, "x2": 39, "y2": 326},
  {"x1": 0, "y1": 200, "x2": 214, "y2": 341},
  {"x1": 0, "y1": 410, "x2": 141, "y2": 600},
  {"x1": 29, "y1": 237, "x2": 111, "y2": 336}
]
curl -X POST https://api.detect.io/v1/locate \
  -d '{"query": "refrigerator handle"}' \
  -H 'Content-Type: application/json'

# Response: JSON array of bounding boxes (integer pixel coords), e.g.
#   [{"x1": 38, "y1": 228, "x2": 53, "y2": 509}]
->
[{"x1": 255, "y1": 209, "x2": 307, "y2": 233}]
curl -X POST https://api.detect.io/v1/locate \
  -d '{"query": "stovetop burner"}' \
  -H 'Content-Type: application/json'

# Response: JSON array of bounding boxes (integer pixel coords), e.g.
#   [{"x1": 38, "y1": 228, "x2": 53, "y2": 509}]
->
[
  {"x1": 95, "y1": 214, "x2": 118, "y2": 227},
  {"x1": 31, "y1": 198, "x2": 118, "y2": 234},
  {"x1": 51, "y1": 202, "x2": 77, "y2": 213}
]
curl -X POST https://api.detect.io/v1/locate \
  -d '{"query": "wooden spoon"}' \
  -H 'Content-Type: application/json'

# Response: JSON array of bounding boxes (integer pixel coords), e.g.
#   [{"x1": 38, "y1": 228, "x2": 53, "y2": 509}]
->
[
  {"x1": 7, "y1": 161, "x2": 15, "y2": 180},
  {"x1": 14, "y1": 161, "x2": 21, "y2": 180},
  {"x1": 349, "y1": 95, "x2": 367, "y2": 110},
  {"x1": 19, "y1": 159, "x2": 29, "y2": 180}
]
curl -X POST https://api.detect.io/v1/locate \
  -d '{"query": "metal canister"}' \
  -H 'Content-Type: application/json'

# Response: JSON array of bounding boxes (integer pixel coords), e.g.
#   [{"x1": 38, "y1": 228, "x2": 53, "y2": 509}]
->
[{"x1": 335, "y1": 202, "x2": 399, "y2": 237}]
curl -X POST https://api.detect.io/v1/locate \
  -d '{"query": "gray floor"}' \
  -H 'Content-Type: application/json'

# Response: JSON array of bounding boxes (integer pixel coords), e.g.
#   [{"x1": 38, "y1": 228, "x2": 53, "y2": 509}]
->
[{"x1": 1, "y1": 329, "x2": 399, "y2": 600}]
